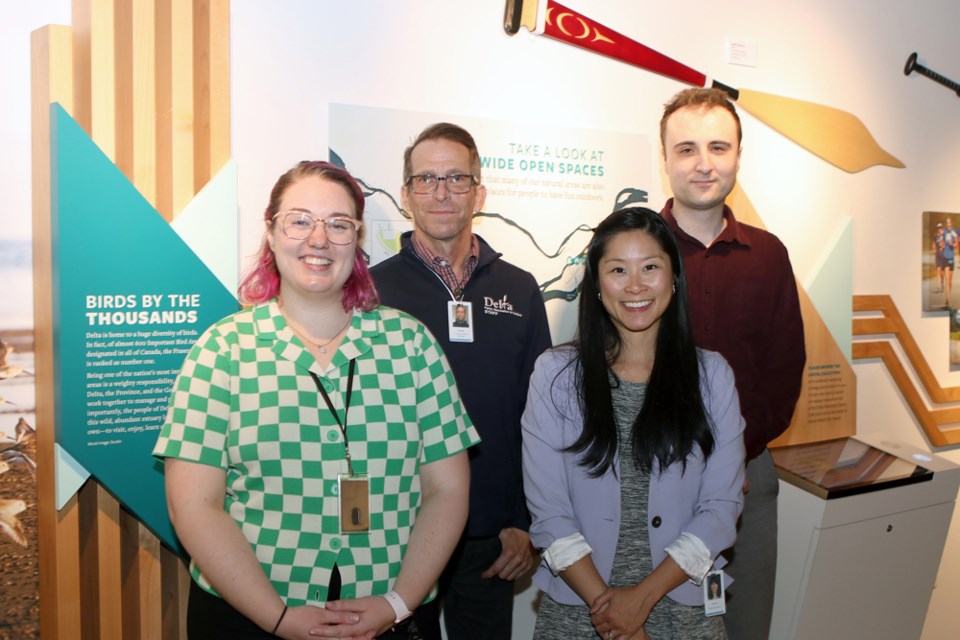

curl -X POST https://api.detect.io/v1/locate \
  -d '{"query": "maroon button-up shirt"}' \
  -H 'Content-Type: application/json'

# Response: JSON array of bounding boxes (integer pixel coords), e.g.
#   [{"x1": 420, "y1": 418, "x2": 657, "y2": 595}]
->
[{"x1": 661, "y1": 199, "x2": 806, "y2": 460}]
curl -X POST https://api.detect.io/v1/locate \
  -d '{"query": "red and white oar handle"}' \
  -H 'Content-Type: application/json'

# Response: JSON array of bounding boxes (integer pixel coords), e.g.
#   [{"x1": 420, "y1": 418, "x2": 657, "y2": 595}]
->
[{"x1": 504, "y1": 0, "x2": 739, "y2": 99}]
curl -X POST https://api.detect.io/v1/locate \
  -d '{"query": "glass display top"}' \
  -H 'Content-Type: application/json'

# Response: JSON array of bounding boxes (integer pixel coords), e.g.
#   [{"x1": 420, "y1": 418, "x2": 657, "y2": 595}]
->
[{"x1": 770, "y1": 437, "x2": 933, "y2": 499}]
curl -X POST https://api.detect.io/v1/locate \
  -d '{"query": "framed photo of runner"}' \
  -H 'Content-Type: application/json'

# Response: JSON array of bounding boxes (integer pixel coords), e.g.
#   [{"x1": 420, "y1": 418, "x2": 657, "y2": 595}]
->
[{"x1": 922, "y1": 211, "x2": 960, "y2": 313}]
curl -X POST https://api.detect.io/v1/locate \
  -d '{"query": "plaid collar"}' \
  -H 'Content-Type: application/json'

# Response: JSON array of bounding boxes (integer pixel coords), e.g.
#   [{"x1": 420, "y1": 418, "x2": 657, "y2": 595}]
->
[{"x1": 411, "y1": 233, "x2": 480, "y2": 300}]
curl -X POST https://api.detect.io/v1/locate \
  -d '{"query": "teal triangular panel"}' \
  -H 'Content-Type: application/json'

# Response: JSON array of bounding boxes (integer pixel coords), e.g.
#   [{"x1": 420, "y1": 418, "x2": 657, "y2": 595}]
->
[{"x1": 51, "y1": 103, "x2": 239, "y2": 554}]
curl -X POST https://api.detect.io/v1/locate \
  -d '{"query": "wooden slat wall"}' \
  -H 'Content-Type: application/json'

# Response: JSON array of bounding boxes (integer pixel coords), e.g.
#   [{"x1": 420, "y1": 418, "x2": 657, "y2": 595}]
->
[
  {"x1": 32, "y1": 26, "x2": 79, "y2": 640},
  {"x1": 194, "y1": 0, "x2": 231, "y2": 192},
  {"x1": 157, "y1": 0, "x2": 195, "y2": 222},
  {"x1": 31, "y1": 1, "x2": 231, "y2": 638}
]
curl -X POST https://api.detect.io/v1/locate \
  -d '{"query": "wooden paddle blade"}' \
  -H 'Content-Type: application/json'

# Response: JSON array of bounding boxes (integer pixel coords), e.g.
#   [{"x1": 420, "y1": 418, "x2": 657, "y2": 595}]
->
[{"x1": 736, "y1": 89, "x2": 905, "y2": 173}]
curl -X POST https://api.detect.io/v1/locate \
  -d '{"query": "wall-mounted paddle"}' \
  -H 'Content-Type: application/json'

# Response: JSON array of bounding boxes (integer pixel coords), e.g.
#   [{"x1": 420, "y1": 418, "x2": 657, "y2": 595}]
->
[{"x1": 504, "y1": 0, "x2": 904, "y2": 173}]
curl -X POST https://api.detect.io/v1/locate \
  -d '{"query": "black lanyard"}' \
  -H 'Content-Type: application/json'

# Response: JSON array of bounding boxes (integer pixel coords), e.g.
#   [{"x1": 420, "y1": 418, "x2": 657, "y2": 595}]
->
[{"x1": 309, "y1": 358, "x2": 356, "y2": 475}]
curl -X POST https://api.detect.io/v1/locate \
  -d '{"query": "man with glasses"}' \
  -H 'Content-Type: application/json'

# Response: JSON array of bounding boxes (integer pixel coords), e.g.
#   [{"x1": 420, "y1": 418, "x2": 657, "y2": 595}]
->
[{"x1": 371, "y1": 123, "x2": 551, "y2": 639}]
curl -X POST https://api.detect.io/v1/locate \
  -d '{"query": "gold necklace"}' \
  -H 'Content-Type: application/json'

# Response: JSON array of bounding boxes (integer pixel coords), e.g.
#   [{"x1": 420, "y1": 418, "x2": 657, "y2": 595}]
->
[
  {"x1": 276, "y1": 297, "x2": 353, "y2": 354},
  {"x1": 313, "y1": 316, "x2": 352, "y2": 353},
  {"x1": 288, "y1": 315, "x2": 352, "y2": 354}
]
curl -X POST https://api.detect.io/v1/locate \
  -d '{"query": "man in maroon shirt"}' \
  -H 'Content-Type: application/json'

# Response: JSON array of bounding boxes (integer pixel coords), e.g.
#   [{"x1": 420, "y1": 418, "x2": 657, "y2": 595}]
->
[{"x1": 659, "y1": 88, "x2": 806, "y2": 640}]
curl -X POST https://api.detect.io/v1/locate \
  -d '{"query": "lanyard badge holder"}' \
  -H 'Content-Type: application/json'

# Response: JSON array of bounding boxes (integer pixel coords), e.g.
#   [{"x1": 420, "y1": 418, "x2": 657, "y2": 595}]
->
[
  {"x1": 448, "y1": 300, "x2": 474, "y2": 343},
  {"x1": 338, "y1": 473, "x2": 369, "y2": 533},
  {"x1": 310, "y1": 360, "x2": 370, "y2": 534},
  {"x1": 703, "y1": 569, "x2": 726, "y2": 616}
]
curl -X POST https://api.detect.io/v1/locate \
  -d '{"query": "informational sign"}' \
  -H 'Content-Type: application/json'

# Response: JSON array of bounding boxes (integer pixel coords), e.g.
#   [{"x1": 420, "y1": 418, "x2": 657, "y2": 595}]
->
[
  {"x1": 329, "y1": 104, "x2": 651, "y2": 343},
  {"x1": 51, "y1": 104, "x2": 239, "y2": 551}
]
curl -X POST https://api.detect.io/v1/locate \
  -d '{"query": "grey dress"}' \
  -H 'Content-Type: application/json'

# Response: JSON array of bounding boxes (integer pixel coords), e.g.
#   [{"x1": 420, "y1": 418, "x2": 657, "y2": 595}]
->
[{"x1": 533, "y1": 379, "x2": 726, "y2": 640}]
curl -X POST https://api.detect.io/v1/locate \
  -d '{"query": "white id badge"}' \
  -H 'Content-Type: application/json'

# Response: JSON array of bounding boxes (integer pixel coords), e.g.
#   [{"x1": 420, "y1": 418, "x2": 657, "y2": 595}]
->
[
  {"x1": 703, "y1": 570, "x2": 726, "y2": 616},
  {"x1": 338, "y1": 473, "x2": 370, "y2": 534},
  {"x1": 448, "y1": 300, "x2": 474, "y2": 343}
]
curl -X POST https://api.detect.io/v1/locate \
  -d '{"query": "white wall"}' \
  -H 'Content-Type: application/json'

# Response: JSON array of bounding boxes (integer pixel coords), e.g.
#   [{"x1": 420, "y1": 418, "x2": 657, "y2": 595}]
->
[
  {"x1": 5, "y1": 1, "x2": 960, "y2": 638},
  {"x1": 1, "y1": 2, "x2": 71, "y2": 327}
]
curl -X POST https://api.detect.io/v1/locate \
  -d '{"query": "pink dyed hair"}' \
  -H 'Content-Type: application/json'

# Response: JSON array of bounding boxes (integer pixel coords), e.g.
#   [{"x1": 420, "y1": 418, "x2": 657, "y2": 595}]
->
[{"x1": 238, "y1": 161, "x2": 380, "y2": 311}]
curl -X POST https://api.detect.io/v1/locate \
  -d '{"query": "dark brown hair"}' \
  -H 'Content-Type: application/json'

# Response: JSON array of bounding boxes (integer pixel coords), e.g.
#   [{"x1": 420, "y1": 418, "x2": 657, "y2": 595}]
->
[
  {"x1": 660, "y1": 88, "x2": 742, "y2": 149},
  {"x1": 402, "y1": 122, "x2": 482, "y2": 183}
]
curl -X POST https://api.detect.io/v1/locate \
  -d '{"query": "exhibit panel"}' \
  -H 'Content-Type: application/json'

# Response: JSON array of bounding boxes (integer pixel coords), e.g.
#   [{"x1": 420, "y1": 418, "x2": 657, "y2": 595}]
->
[
  {"x1": 771, "y1": 434, "x2": 960, "y2": 640},
  {"x1": 28, "y1": 1, "x2": 230, "y2": 638}
]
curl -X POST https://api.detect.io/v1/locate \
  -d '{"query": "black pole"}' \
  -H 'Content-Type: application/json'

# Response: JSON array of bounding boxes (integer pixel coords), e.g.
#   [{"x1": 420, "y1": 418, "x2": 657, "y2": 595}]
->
[{"x1": 904, "y1": 52, "x2": 960, "y2": 97}]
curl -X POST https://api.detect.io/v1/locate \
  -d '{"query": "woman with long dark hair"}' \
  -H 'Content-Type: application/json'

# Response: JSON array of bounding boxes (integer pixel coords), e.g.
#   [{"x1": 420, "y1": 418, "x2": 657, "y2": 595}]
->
[{"x1": 522, "y1": 207, "x2": 745, "y2": 639}]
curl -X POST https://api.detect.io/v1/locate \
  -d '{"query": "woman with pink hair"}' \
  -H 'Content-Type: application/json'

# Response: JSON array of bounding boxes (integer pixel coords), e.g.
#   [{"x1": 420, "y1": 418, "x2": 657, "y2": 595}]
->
[{"x1": 155, "y1": 161, "x2": 477, "y2": 639}]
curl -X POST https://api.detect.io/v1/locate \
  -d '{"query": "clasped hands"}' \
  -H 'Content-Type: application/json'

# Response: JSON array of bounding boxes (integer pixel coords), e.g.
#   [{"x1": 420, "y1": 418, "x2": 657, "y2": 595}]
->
[
  {"x1": 588, "y1": 583, "x2": 657, "y2": 640},
  {"x1": 272, "y1": 596, "x2": 395, "y2": 640}
]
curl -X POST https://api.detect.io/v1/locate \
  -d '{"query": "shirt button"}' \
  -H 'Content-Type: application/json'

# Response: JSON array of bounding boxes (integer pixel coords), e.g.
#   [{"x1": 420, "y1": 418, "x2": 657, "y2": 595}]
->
[
  {"x1": 327, "y1": 480, "x2": 339, "y2": 496},
  {"x1": 651, "y1": 516, "x2": 662, "y2": 528},
  {"x1": 326, "y1": 430, "x2": 339, "y2": 442},
  {"x1": 330, "y1": 538, "x2": 341, "y2": 550}
]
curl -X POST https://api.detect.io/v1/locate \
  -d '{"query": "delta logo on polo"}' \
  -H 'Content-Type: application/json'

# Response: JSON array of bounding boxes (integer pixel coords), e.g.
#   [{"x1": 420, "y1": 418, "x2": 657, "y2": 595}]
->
[{"x1": 483, "y1": 294, "x2": 524, "y2": 318}]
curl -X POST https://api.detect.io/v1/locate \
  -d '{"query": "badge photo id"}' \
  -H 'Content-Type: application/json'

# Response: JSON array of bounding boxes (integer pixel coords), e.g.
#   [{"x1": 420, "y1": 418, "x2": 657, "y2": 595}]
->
[
  {"x1": 338, "y1": 474, "x2": 370, "y2": 534},
  {"x1": 703, "y1": 569, "x2": 726, "y2": 616},
  {"x1": 448, "y1": 300, "x2": 474, "y2": 343}
]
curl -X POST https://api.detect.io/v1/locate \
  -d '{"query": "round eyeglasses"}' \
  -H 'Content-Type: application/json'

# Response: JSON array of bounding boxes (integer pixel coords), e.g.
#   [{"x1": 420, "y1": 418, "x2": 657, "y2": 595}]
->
[
  {"x1": 406, "y1": 173, "x2": 477, "y2": 195},
  {"x1": 273, "y1": 211, "x2": 360, "y2": 244}
]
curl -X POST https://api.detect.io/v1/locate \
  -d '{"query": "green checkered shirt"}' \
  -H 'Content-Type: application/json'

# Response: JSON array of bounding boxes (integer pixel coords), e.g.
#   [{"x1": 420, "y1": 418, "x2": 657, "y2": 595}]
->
[{"x1": 153, "y1": 301, "x2": 479, "y2": 606}]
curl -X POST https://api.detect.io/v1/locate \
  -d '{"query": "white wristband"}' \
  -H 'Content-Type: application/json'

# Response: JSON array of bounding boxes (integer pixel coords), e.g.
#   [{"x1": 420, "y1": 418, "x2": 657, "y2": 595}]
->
[{"x1": 383, "y1": 590, "x2": 412, "y2": 624}]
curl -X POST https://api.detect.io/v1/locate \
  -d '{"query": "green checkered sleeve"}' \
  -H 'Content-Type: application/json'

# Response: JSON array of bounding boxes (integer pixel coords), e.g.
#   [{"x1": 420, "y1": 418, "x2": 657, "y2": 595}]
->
[{"x1": 153, "y1": 325, "x2": 233, "y2": 467}]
